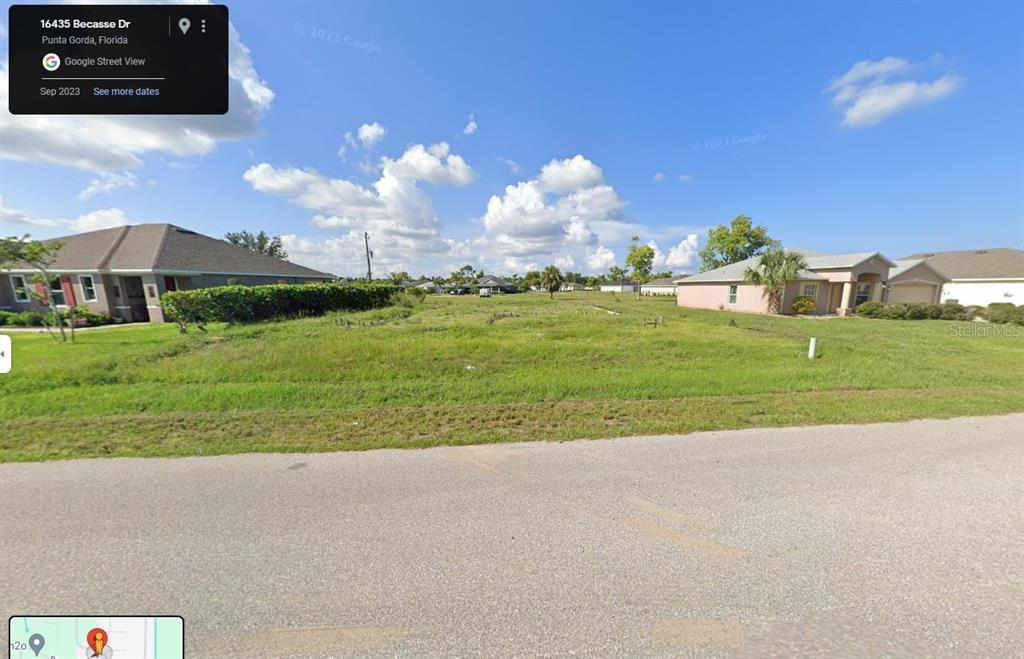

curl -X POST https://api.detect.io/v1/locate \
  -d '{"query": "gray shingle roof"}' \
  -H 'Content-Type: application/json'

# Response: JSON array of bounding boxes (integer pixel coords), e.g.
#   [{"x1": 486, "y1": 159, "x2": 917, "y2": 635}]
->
[
  {"x1": 14, "y1": 224, "x2": 334, "y2": 278},
  {"x1": 900, "y1": 248, "x2": 1024, "y2": 279},
  {"x1": 889, "y1": 259, "x2": 948, "y2": 280},
  {"x1": 642, "y1": 277, "x2": 679, "y2": 287},
  {"x1": 680, "y1": 250, "x2": 892, "y2": 284}
]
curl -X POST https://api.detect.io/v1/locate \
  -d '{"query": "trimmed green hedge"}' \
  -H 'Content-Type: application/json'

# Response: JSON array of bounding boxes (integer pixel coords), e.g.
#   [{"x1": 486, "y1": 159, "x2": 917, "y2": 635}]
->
[
  {"x1": 0, "y1": 307, "x2": 113, "y2": 327},
  {"x1": 161, "y1": 283, "x2": 400, "y2": 327},
  {"x1": 982, "y1": 303, "x2": 1024, "y2": 325},
  {"x1": 856, "y1": 301, "x2": 1024, "y2": 324}
]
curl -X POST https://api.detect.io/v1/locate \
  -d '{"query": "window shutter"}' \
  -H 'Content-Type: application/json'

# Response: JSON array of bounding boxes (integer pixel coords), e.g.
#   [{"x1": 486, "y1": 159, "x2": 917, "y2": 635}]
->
[{"x1": 61, "y1": 275, "x2": 77, "y2": 306}]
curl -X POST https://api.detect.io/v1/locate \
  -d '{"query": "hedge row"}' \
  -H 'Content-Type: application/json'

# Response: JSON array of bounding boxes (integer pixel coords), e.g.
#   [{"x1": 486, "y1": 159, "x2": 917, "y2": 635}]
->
[
  {"x1": 856, "y1": 300, "x2": 1024, "y2": 324},
  {"x1": 161, "y1": 283, "x2": 400, "y2": 326},
  {"x1": 0, "y1": 307, "x2": 114, "y2": 327}
]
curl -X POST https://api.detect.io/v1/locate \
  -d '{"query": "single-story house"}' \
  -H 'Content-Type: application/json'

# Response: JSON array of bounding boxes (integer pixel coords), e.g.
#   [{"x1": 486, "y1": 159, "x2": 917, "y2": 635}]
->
[
  {"x1": 407, "y1": 278, "x2": 441, "y2": 293},
  {"x1": 600, "y1": 280, "x2": 636, "y2": 293},
  {"x1": 886, "y1": 259, "x2": 949, "y2": 304},
  {"x1": 560, "y1": 282, "x2": 585, "y2": 291},
  {"x1": 677, "y1": 249, "x2": 894, "y2": 316},
  {"x1": 475, "y1": 275, "x2": 519, "y2": 294},
  {"x1": 641, "y1": 274, "x2": 691, "y2": 296},
  {"x1": 1, "y1": 223, "x2": 334, "y2": 323},
  {"x1": 899, "y1": 248, "x2": 1024, "y2": 307}
]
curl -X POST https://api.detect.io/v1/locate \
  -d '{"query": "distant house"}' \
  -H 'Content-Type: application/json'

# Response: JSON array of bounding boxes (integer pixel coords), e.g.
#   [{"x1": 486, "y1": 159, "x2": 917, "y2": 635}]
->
[
  {"x1": 442, "y1": 282, "x2": 473, "y2": 295},
  {"x1": 407, "y1": 278, "x2": 441, "y2": 293},
  {"x1": 677, "y1": 249, "x2": 894, "y2": 316},
  {"x1": 560, "y1": 282, "x2": 585, "y2": 291},
  {"x1": 1, "y1": 224, "x2": 334, "y2": 323},
  {"x1": 475, "y1": 275, "x2": 519, "y2": 294},
  {"x1": 898, "y1": 248, "x2": 1024, "y2": 306},
  {"x1": 886, "y1": 260, "x2": 948, "y2": 304},
  {"x1": 599, "y1": 280, "x2": 636, "y2": 293},
  {"x1": 641, "y1": 274, "x2": 691, "y2": 296}
]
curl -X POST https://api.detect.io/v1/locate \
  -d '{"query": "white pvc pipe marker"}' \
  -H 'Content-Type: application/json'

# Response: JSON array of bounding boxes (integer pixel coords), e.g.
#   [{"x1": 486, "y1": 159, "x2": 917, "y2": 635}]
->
[{"x1": 808, "y1": 337, "x2": 817, "y2": 360}]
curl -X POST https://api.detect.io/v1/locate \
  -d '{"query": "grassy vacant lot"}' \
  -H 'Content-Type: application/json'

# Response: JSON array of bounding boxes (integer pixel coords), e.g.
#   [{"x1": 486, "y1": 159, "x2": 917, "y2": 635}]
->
[{"x1": 2, "y1": 292, "x2": 1022, "y2": 461}]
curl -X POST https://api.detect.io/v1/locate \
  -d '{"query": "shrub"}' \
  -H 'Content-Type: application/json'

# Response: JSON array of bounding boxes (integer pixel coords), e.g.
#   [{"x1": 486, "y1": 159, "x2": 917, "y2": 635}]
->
[
  {"x1": 0, "y1": 310, "x2": 10, "y2": 326},
  {"x1": 904, "y1": 303, "x2": 930, "y2": 320},
  {"x1": 963, "y1": 305, "x2": 983, "y2": 321},
  {"x1": 8, "y1": 310, "x2": 49, "y2": 326},
  {"x1": 940, "y1": 303, "x2": 969, "y2": 321},
  {"x1": 856, "y1": 301, "x2": 884, "y2": 318},
  {"x1": 984, "y1": 303, "x2": 1024, "y2": 326},
  {"x1": 982, "y1": 302, "x2": 1016, "y2": 318},
  {"x1": 791, "y1": 296, "x2": 816, "y2": 315},
  {"x1": 161, "y1": 282, "x2": 400, "y2": 329},
  {"x1": 61, "y1": 307, "x2": 114, "y2": 327},
  {"x1": 880, "y1": 304, "x2": 908, "y2": 320}
]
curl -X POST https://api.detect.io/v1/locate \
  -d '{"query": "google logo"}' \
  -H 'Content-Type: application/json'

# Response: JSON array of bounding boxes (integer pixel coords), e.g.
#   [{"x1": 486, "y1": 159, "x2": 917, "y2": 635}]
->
[{"x1": 42, "y1": 53, "x2": 61, "y2": 71}]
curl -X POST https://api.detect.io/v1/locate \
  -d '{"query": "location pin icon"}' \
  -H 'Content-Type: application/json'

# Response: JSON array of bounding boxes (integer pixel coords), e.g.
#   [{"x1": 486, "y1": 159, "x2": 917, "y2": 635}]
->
[
  {"x1": 28, "y1": 633, "x2": 45, "y2": 657},
  {"x1": 178, "y1": 17, "x2": 191, "y2": 34}
]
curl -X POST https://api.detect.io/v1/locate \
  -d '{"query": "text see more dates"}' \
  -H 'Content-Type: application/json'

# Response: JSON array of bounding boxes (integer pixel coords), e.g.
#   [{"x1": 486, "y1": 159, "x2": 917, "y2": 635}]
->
[{"x1": 8, "y1": 4, "x2": 228, "y2": 114}]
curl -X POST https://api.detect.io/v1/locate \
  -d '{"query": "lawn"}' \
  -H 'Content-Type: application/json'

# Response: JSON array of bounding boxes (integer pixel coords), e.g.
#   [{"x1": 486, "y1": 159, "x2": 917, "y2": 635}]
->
[{"x1": 2, "y1": 291, "x2": 1022, "y2": 461}]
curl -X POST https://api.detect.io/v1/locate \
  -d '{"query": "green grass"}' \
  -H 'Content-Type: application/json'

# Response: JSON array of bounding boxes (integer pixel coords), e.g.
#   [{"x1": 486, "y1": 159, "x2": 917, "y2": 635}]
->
[{"x1": 2, "y1": 292, "x2": 1022, "y2": 461}]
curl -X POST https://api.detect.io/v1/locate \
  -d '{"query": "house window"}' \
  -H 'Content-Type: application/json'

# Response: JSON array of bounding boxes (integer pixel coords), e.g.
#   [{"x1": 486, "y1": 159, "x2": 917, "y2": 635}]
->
[
  {"x1": 855, "y1": 283, "x2": 871, "y2": 306},
  {"x1": 10, "y1": 275, "x2": 30, "y2": 302},
  {"x1": 49, "y1": 277, "x2": 66, "y2": 306},
  {"x1": 80, "y1": 275, "x2": 98, "y2": 302},
  {"x1": 802, "y1": 283, "x2": 818, "y2": 297},
  {"x1": 728, "y1": 285, "x2": 738, "y2": 305}
]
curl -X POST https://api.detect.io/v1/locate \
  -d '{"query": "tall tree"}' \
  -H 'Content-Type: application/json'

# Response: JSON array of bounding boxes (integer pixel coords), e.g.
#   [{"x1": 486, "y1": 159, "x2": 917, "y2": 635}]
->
[
  {"x1": 0, "y1": 234, "x2": 68, "y2": 342},
  {"x1": 540, "y1": 265, "x2": 563, "y2": 299},
  {"x1": 225, "y1": 230, "x2": 288, "y2": 260},
  {"x1": 607, "y1": 266, "x2": 628, "y2": 282},
  {"x1": 743, "y1": 248, "x2": 809, "y2": 314},
  {"x1": 698, "y1": 215, "x2": 775, "y2": 272},
  {"x1": 625, "y1": 234, "x2": 655, "y2": 300},
  {"x1": 521, "y1": 270, "x2": 542, "y2": 291}
]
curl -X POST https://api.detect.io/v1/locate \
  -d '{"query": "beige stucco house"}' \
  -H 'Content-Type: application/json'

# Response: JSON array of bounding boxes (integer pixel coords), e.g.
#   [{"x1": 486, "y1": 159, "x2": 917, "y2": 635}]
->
[
  {"x1": 677, "y1": 249, "x2": 895, "y2": 316},
  {"x1": 1, "y1": 224, "x2": 334, "y2": 323}
]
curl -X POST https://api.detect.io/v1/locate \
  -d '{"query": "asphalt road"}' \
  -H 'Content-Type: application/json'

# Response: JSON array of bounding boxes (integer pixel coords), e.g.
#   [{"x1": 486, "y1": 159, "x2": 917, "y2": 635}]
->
[{"x1": 2, "y1": 415, "x2": 1022, "y2": 658}]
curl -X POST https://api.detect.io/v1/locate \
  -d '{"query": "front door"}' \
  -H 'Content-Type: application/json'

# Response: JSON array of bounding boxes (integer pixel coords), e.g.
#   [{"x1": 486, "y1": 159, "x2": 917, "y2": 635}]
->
[{"x1": 123, "y1": 276, "x2": 150, "y2": 322}]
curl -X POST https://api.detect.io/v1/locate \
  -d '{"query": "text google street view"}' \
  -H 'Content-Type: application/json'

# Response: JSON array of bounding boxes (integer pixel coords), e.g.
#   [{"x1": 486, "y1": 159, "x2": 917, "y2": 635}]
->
[{"x1": 1, "y1": 2, "x2": 1022, "y2": 657}]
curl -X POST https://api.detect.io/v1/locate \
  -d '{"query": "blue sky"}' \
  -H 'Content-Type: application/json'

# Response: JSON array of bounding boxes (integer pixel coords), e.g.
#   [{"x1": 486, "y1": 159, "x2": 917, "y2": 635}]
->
[{"x1": 2, "y1": 1, "x2": 1022, "y2": 277}]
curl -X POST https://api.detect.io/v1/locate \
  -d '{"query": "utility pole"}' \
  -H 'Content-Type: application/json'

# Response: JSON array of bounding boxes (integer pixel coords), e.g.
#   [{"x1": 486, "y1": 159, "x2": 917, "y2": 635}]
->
[{"x1": 364, "y1": 232, "x2": 373, "y2": 281}]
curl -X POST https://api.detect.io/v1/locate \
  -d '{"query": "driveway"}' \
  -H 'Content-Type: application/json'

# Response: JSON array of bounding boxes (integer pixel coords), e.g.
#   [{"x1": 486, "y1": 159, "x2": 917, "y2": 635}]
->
[{"x1": 2, "y1": 415, "x2": 1021, "y2": 657}]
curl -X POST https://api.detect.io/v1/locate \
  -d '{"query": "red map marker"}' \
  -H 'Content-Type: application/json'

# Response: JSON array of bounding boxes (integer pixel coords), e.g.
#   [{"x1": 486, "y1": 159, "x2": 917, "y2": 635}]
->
[{"x1": 86, "y1": 628, "x2": 108, "y2": 655}]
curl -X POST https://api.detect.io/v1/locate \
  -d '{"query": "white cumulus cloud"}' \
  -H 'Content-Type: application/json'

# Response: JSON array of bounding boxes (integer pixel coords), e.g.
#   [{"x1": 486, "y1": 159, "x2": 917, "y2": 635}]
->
[
  {"x1": 537, "y1": 155, "x2": 606, "y2": 194},
  {"x1": 481, "y1": 155, "x2": 625, "y2": 261},
  {"x1": 244, "y1": 141, "x2": 476, "y2": 273},
  {"x1": 1, "y1": 197, "x2": 134, "y2": 233},
  {"x1": 463, "y1": 114, "x2": 478, "y2": 135},
  {"x1": 828, "y1": 56, "x2": 963, "y2": 127},
  {"x1": 586, "y1": 245, "x2": 617, "y2": 272},
  {"x1": 357, "y1": 122, "x2": 388, "y2": 149},
  {"x1": 653, "y1": 172, "x2": 666, "y2": 183},
  {"x1": 664, "y1": 234, "x2": 700, "y2": 268}
]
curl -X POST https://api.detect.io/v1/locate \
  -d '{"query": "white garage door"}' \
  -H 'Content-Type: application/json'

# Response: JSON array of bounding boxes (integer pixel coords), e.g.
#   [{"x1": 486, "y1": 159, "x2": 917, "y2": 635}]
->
[{"x1": 889, "y1": 284, "x2": 937, "y2": 304}]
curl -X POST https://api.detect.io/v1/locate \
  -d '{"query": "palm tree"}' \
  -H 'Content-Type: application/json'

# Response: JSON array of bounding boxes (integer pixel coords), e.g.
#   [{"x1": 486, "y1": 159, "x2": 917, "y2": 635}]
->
[
  {"x1": 744, "y1": 248, "x2": 808, "y2": 314},
  {"x1": 540, "y1": 265, "x2": 563, "y2": 299}
]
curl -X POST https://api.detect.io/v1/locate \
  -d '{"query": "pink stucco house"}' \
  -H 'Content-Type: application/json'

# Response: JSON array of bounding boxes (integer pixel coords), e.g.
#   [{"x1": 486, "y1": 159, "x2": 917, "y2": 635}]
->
[{"x1": 677, "y1": 249, "x2": 897, "y2": 316}]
